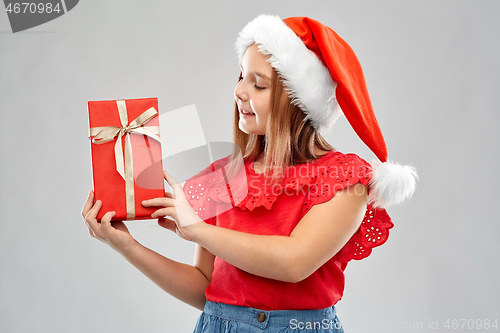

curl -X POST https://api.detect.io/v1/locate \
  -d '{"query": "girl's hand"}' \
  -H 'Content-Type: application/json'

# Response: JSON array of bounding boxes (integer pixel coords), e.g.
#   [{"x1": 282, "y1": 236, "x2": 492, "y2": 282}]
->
[
  {"x1": 81, "y1": 191, "x2": 137, "y2": 257},
  {"x1": 142, "y1": 171, "x2": 205, "y2": 242}
]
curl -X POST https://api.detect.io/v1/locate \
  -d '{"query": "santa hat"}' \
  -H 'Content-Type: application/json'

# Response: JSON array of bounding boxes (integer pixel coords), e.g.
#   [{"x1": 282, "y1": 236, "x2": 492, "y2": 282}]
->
[{"x1": 235, "y1": 14, "x2": 417, "y2": 208}]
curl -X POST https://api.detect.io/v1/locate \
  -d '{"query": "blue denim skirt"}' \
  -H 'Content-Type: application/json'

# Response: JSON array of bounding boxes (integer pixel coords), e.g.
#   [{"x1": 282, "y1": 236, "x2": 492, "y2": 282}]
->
[{"x1": 193, "y1": 301, "x2": 345, "y2": 332}]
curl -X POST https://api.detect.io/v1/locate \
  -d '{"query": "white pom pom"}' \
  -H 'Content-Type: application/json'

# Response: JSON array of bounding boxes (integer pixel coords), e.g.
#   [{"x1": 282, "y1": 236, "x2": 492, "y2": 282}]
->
[{"x1": 368, "y1": 160, "x2": 418, "y2": 208}]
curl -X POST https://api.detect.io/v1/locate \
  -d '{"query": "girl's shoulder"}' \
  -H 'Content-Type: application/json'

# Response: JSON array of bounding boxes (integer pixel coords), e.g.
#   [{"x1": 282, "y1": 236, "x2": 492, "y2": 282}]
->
[
  {"x1": 314, "y1": 149, "x2": 371, "y2": 168},
  {"x1": 287, "y1": 149, "x2": 373, "y2": 204},
  {"x1": 309, "y1": 149, "x2": 371, "y2": 169},
  {"x1": 283, "y1": 149, "x2": 373, "y2": 184},
  {"x1": 296, "y1": 150, "x2": 393, "y2": 264},
  {"x1": 227, "y1": 150, "x2": 373, "y2": 211}
]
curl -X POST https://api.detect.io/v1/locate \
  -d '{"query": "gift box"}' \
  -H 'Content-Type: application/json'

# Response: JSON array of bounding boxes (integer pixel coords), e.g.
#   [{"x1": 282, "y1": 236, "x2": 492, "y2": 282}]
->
[{"x1": 88, "y1": 97, "x2": 165, "y2": 221}]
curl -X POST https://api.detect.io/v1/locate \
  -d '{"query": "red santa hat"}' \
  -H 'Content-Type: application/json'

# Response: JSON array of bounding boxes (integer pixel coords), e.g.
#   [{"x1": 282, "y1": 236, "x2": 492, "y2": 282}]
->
[{"x1": 235, "y1": 14, "x2": 417, "y2": 207}]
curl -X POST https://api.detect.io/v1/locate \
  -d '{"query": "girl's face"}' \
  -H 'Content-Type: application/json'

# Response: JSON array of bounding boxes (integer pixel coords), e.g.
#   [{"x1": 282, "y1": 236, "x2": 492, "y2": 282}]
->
[{"x1": 235, "y1": 44, "x2": 273, "y2": 135}]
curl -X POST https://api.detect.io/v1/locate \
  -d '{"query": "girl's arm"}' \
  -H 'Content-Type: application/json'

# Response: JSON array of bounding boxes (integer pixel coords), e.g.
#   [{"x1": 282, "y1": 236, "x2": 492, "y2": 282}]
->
[
  {"x1": 121, "y1": 243, "x2": 214, "y2": 310},
  {"x1": 82, "y1": 191, "x2": 214, "y2": 310},
  {"x1": 145, "y1": 172, "x2": 367, "y2": 283}
]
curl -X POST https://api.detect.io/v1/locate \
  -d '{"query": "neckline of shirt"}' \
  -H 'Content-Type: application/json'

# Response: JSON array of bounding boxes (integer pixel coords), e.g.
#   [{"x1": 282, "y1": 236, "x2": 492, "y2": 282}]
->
[{"x1": 247, "y1": 150, "x2": 337, "y2": 176}]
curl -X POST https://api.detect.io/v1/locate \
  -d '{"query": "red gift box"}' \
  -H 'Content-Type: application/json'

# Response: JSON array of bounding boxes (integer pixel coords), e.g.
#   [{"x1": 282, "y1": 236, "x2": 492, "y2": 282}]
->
[{"x1": 88, "y1": 97, "x2": 165, "y2": 221}]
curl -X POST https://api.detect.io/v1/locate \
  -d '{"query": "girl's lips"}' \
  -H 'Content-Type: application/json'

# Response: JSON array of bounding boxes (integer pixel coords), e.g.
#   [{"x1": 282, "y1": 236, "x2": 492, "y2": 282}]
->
[{"x1": 240, "y1": 108, "x2": 255, "y2": 116}]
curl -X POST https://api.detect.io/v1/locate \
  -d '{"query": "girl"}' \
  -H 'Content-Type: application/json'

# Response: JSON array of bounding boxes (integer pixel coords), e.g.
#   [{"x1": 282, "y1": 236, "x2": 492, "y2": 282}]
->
[{"x1": 82, "y1": 15, "x2": 417, "y2": 332}]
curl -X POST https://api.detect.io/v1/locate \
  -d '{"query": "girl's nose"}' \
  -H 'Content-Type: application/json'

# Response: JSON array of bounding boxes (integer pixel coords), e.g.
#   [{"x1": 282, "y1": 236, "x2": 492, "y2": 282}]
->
[{"x1": 234, "y1": 81, "x2": 248, "y2": 102}]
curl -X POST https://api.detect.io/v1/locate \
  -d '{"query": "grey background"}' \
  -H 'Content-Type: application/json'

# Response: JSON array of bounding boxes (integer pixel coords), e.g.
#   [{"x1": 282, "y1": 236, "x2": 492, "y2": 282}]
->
[{"x1": 1, "y1": 1, "x2": 499, "y2": 332}]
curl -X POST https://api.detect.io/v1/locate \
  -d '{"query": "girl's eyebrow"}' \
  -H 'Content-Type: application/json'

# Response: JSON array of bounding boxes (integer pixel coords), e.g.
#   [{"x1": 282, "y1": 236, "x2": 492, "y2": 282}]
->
[
  {"x1": 254, "y1": 71, "x2": 271, "y2": 81},
  {"x1": 240, "y1": 67, "x2": 271, "y2": 81}
]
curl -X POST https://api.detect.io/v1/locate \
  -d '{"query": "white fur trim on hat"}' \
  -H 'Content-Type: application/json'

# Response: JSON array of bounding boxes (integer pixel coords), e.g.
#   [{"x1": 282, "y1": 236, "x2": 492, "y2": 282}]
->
[
  {"x1": 235, "y1": 14, "x2": 342, "y2": 134},
  {"x1": 368, "y1": 160, "x2": 418, "y2": 208}
]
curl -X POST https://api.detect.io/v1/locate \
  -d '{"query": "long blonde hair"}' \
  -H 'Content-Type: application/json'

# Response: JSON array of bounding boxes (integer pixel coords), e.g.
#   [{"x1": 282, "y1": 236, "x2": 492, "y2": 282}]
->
[{"x1": 231, "y1": 68, "x2": 333, "y2": 184}]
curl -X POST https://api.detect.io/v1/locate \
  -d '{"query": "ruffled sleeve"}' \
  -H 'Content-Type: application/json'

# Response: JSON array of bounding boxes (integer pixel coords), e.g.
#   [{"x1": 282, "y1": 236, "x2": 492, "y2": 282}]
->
[
  {"x1": 182, "y1": 157, "x2": 232, "y2": 226},
  {"x1": 337, "y1": 204, "x2": 393, "y2": 262},
  {"x1": 301, "y1": 152, "x2": 394, "y2": 263},
  {"x1": 182, "y1": 154, "x2": 251, "y2": 225}
]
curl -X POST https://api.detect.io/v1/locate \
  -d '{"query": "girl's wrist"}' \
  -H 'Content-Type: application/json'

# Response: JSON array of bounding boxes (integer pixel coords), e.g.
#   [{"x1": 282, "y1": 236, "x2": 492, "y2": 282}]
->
[
  {"x1": 182, "y1": 220, "x2": 208, "y2": 243},
  {"x1": 115, "y1": 238, "x2": 141, "y2": 259}
]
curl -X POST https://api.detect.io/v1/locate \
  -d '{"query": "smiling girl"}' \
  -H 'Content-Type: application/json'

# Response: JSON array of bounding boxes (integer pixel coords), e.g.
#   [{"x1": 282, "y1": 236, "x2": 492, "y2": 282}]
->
[{"x1": 82, "y1": 15, "x2": 417, "y2": 332}]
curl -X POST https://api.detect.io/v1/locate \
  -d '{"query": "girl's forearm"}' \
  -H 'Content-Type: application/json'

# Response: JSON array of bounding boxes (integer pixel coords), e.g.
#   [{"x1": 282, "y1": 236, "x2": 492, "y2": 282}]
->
[
  {"x1": 120, "y1": 241, "x2": 209, "y2": 310},
  {"x1": 187, "y1": 184, "x2": 367, "y2": 283},
  {"x1": 189, "y1": 223, "x2": 297, "y2": 282}
]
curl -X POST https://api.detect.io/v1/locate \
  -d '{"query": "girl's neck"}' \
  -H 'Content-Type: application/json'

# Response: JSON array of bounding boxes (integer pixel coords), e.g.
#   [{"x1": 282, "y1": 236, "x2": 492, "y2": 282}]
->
[{"x1": 253, "y1": 155, "x2": 266, "y2": 174}]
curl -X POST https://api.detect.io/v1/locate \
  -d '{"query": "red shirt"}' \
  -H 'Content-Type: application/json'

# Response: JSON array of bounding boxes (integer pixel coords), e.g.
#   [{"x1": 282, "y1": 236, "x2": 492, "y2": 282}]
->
[{"x1": 183, "y1": 150, "x2": 393, "y2": 310}]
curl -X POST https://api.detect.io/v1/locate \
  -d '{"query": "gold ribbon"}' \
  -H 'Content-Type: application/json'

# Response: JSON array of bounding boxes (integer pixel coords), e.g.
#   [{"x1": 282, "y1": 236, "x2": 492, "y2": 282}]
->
[{"x1": 89, "y1": 100, "x2": 169, "y2": 220}]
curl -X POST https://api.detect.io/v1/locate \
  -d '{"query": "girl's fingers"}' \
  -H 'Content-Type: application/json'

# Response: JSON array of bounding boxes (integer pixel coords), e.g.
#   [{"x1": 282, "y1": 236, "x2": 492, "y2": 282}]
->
[
  {"x1": 163, "y1": 170, "x2": 181, "y2": 189},
  {"x1": 82, "y1": 192, "x2": 101, "y2": 239},
  {"x1": 85, "y1": 200, "x2": 102, "y2": 223},
  {"x1": 111, "y1": 221, "x2": 128, "y2": 233},
  {"x1": 151, "y1": 207, "x2": 174, "y2": 219},
  {"x1": 85, "y1": 217, "x2": 99, "y2": 238},
  {"x1": 100, "y1": 211, "x2": 116, "y2": 234},
  {"x1": 165, "y1": 191, "x2": 173, "y2": 198},
  {"x1": 158, "y1": 217, "x2": 177, "y2": 232},
  {"x1": 163, "y1": 170, "x2": 180, "y2": 185},
  {"x1": 142, "y1": 197, "x2": 174, "y2": 207},
  {"x1": 163, "y1": 171, "x2": 186, "y2": 200},
  {"x1": 82, "y1": 211, "x2": 96, "y2": 236},
  {"x1": 81, "y1": 191, "x2": 95, "y2": 218},
  {"x1": 84, "y1": 200, "x2": 102, "y2": 235},
  {"x1": 83, "y1": 215, "x2": 97, "y2": 238}
]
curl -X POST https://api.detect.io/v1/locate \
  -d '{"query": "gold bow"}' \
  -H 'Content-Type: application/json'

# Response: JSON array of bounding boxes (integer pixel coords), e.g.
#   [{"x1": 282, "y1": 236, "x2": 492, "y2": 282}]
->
[{"x1": 89, "y1": 100, "x2": 169, "y2": 220}]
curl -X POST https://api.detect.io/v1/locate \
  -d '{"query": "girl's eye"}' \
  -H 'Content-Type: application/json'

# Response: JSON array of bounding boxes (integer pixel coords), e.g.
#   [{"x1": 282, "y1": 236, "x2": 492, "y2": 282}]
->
[
  {"x1": 254, "y1": 84, "x2": 265, "y2": 90},
  {"x1": 238, "y1": 73, "x2": 243, "y2": 81}
]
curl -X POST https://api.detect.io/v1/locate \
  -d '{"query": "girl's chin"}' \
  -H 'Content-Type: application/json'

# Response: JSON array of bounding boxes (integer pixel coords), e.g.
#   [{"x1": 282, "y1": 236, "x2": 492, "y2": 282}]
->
[{"x1": 238, "y1": 122, "x2": 265, "y2": 135}]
